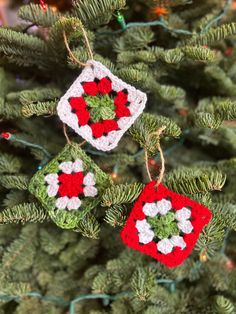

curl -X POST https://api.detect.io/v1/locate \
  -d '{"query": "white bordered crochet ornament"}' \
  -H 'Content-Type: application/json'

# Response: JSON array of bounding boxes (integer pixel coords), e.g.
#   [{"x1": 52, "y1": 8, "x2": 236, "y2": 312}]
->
[{"x1": 57, "y1": 60, "x2": 147, "y2": 151}]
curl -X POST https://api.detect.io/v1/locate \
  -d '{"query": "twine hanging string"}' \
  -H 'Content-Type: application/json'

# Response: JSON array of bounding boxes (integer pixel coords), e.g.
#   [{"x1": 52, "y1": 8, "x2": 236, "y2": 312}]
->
[
  {"x1": 62, "y1": 22, "x2": 94, "y2": 67},
  {"x1": 62, "y1": 21, "x2": 94, "y2": 144},
  {"x1": 145, "y1": 126, "x2": 166, "y2": 188},
  {"x1": 62, "y1": 123, "x2": 86, "y2": 147}
]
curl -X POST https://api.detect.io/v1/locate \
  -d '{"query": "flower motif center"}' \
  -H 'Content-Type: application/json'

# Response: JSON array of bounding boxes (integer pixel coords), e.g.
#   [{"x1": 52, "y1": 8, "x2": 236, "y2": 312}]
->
[
  {"x1": 85, "y1": 94, "x2": 116, "y2": 122},
  {"x1": 58, "y1": 172, "x2": 84, "y2": 198},
  {"x1": 147, "y1": 212, "x2": 180, "y2": 239}
]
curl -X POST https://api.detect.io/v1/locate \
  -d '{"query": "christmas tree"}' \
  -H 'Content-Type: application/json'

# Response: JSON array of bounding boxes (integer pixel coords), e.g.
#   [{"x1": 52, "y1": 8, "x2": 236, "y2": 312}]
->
[{"x1": 0, "y1": 0, "x2": 236, "y2": 313}]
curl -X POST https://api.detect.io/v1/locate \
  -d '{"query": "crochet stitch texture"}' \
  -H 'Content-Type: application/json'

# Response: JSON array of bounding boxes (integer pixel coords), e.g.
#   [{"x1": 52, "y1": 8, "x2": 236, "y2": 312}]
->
[
  {"x1": 120, "y1": 181, "x2": 212, "y2": 267},
  {"x1": 57, "y1": 60, "x2": 147, "y2": 151},
  {"x1": 29, "y1": 142, "x2": 111, "y2": 229}
]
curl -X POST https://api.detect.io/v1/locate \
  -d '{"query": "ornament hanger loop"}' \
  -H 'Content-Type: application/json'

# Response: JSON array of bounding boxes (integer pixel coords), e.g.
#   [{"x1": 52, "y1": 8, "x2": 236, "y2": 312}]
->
[
  {"x1": 62, "y1": 22, "x2": 94, "y2": 67},
  {"x1": 145, "y1": 126, "x2": 166, "y2": 188}
]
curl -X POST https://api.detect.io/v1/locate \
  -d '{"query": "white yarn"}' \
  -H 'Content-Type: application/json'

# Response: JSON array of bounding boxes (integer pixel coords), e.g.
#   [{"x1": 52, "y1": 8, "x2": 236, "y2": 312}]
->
[
  {"x1": 67, "y1": 197, "x2": 82, "y2": 211},
  {"x1": 177, "y1": 221, "x2": 193, "y2": 234},
  {"x1": 170, "y1": 235, "x2": 186, "y2": 250},
  {"x1": 59, "y1": 161, "x2": 73, "y2": 174},
  {"x1": 136, "y1": 219, "x2": 155, "y2": 244},
  {"x1": 73, "y1": 160, "x2": 83, "y2": 172},
  {"x1": 47, "y1": 184, "x2": 59, "y2": 197},
  {"x1": 57, "y1": 60, "x2": 147, "y2": 151},
  {"x1": 157, "y1": 199, "x2": 172, "y2": 215},
  {"x1": 175, "y1": 207, "x2": 193, "y2": 234},
  {"x1": 83, "y1": 172, "x2": 96, "y2": 186},
  {"x1": 56, "y1": 196, "x2": 69, "y2": 210},
  {"x1": 45, "y1": 173, "x2": 58, "y2": 184},
  {"x1": 84, "y1": 186, "x2": 98, "y2": 197},
  {"x1": 157, "y1": 238, "x2": 173, "y2": 255},
  {"x1": 175, "y1": 207, "x2": 191, "y2": 221},
  {"x1": 139, "y1": 230, "x2": 155, "y2": 245},
  {"x1": 142, "y1": 199, "x2": 172, "y2": 217},
  {"x1": 143, "y1": 203, "x2": 159, "y2": 217},
  {"x1": 157, "y1": 235, "x2": 186, "y2": 255}
]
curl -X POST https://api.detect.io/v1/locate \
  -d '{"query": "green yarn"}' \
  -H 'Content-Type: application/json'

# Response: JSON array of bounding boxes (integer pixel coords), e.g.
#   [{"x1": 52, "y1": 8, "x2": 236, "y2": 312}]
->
[
  {"x1": 85, "y1": 94, "x2": 115, "y2": 122},
  {"x1": 147, "y1": 212, "x2": 179, "y2": 239}
]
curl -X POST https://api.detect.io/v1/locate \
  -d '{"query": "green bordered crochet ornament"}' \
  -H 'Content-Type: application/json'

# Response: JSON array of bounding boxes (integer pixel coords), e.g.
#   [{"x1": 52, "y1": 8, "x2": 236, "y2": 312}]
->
[{"x1": 29, "y1": 142, "x2": 111, "y2": 229}]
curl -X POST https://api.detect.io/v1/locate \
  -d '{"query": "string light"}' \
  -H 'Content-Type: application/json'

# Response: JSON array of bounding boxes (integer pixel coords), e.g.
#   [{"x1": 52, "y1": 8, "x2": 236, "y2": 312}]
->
[
  {"x1": 1, "y1": 132, "x2": 11, "y2": 140},
  {"x1": 111, "y1": 165, "x2": 119, "y2": 179},
  {"x1": 116, "y1": 11, "x2": 127, "y2": 30},
  {"x1": 224, "y1": 47, "x2": 233, "y2": 56},
  {"x1": 200, "y1": 251, "x2": 208, "y2": 262},
  {"x1": 151, "y1": 6, "x2": 169, "y2": 17},
  {"x1": 39, "y1": 0, "x2": 47, "y2": 11},
  {"x1": 225, "y1": 258, "x2": 235, "y2": 271}
]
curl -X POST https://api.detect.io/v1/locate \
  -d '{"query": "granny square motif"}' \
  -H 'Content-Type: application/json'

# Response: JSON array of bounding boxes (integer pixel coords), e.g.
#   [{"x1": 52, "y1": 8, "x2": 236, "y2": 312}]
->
[
  {"x1": 57, "y1": 60, "x2": 147, "y2": 151},
  {"x1": 29, "y1": 142, "x2": 111, "y2": 228},
  {"x1": 120, "y1": 181, "x2": 212, "y2": 268}
]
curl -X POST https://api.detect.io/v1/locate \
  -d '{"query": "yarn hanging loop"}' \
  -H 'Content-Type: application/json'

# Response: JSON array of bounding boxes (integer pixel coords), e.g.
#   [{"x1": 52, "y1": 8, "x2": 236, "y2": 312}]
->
[
  {"x1": 144, "y1": 126, "x2": 166, "y2": 188},
  {"x1": 62, "y1": 21, "x2": 94, "y2": 67}
]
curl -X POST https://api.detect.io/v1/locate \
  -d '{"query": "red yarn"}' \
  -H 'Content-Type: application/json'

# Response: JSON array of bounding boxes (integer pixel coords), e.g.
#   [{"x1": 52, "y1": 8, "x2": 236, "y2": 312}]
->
[
  {"x1": 103, "y1": 120, "x2": 119, "y2": 133},
  {"x1": 120, "y1": 181, "x2": 212, "y2": 268},
  {"x1": 58, "y1": 172, "x2": 84, "y2": 198},
  {"x1": 115, "y1": 105, "x2": 131, "y2": 118},
  {"x1": 98, "y1": 77, "x2": 112, "y2": 95},
  {"x1": 83, "y1": 81, "x2": 98, "y2": 96},
  {"x1": 90, "y1": 120, "x2": 118, "y2": 138},
  {"x1": 90, "y1": 122, "x2": 105, "y2": 138},
  {"x1": 76, "y1": 110, "x2": 90, "y2": 126},
  {"x1": 114, "y1": 91, "x2": 128, "y2": 106},
  {"x1": 70, "y1": 97, "x2": 86, "y2": 111}
]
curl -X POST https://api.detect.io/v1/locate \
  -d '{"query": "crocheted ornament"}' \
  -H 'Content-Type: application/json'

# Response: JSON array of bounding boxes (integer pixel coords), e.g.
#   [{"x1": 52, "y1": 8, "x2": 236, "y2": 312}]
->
[
  {"x1": 57, "y1": 60, "x2": 147, "y2": 151},
  {"x1": 29, "y1": 142, "x2": 111, "y2": 229},
  {"x1": 120, "y1": 181, "x2": 212, "y2": 268}
]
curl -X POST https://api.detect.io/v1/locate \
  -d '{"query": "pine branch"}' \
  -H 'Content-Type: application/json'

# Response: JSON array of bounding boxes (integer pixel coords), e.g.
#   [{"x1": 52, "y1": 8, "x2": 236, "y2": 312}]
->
[
  {"x1": 129, "y1": 113, "x2": 181, "y2": 154},
  {"x1": 18, "y1": 4, "x2": 61, "y2": 27},
  {"x1": 131, "y1": 267, "x2": 157, "y2": 301},
  {"x1": 0, "y1": 28, "x2": 48, "y2": 68},
  {"x1": 186, "y1": 23, "x2": 236, "y2": 46},
  {"x1": 0, "y1": 99, "x2": 22, "y2": 119},
  {"x1": 214, "y1": 203, "x2": 236, "y2": 231},
  {"x1": 165, "y1": 167, "x2": 226, "y2": 195},
  {"x1": 76, "y1": 214, "x2": 100, "y2": 239},
  {"x1": 0, "y1": 153, "x2": 22, "y2": 174},
  {"x1": 196, "y1": 215, "x2": 225, "y2": 258},
  {"x1": 0, "y1": 175, "x2": 30, "y2": 190},
  {"x1": 101, "y1": 183, "x2": 144, "y2": 207},
  {"x1": 104, "y1": 205, "x2": 127, "y2": 227},
  {"x1": 0, "y1": 203, "x2": 48, "y2": 225},
  {"x1": 22, "y1": 101, "x2": 57, "y2": 117},
  {"x1": 190, "y1": 112, "x2": 223, "y2": 129},
  {"x1": 72, "y1": 0, "x2": 126, "y2": 28},
  {"x1": 213, "y1": 296, "x2": 235, "y2": 314},
  {"x1": 1, "y1": 224, "x2": 38, "y2": 272},
  {"x1": 18, "y1": 87, "x2": 61, "y2": 105},
  {"x1": 182, "y1": 46, "x2": 216, "y2": 61}
]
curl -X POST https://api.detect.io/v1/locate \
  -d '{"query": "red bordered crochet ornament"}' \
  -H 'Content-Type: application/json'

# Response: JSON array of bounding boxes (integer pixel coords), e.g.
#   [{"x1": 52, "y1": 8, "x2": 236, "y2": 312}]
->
[
  {"x1": 120, "y1": 128, "x2": 212, "y2": 268},
  {"x1": 57, "y1": 60, "x2": 147, "y2": 151}
]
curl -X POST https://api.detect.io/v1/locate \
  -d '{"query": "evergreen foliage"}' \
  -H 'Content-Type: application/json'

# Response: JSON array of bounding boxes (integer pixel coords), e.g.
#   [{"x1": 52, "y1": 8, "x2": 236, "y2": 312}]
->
[{"x1": 0, "y1": 0, "x2": 236, "y2": 313}]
